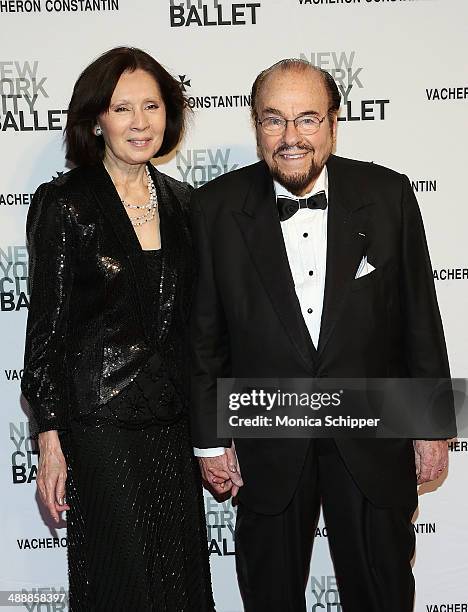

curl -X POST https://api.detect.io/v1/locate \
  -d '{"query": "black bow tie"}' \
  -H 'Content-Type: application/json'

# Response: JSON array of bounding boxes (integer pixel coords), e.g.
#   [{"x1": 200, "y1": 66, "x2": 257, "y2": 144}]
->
[{"x1": 277, "y1": 191, "x2": 328, "y2": 222}]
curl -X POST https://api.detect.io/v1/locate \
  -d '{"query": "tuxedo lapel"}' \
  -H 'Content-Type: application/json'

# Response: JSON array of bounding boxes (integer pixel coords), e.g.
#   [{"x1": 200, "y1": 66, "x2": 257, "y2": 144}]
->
[
  {"x1": 233, "y1": 162, "x2": 317, "y2": 372},
  {"x1": 317, "y1": 156, "x2": 375, "y2": 355}
]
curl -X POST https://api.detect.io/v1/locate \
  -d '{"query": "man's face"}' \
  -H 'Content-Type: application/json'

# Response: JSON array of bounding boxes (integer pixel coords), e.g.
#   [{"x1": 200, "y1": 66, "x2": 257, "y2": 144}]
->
[{"x1": 255, "y1": 68, "x2": 337, "y2": 196}]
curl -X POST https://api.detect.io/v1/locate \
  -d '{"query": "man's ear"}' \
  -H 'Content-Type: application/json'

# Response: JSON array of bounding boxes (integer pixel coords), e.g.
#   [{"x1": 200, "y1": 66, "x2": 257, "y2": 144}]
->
[{"x1": 331, "y1": 112, "x2": 339, "y2": 152}]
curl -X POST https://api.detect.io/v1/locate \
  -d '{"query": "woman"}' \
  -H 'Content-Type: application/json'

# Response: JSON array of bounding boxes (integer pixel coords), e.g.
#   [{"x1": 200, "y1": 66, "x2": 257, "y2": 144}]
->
[{"x1": 21, "y1": 47, "x2": 215, "y2": 611}]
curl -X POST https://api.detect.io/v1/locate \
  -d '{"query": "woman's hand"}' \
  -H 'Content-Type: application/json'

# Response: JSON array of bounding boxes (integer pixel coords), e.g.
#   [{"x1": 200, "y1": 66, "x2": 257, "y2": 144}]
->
[{"x1": 37, "y1": 430, "x2": 70, "y2": 523}]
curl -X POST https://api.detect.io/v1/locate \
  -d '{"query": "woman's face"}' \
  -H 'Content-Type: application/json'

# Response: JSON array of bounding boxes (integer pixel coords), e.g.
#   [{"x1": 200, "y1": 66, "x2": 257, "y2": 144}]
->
[{"x1": 98, "y1": 68, "x2": 166, "y2": 167}]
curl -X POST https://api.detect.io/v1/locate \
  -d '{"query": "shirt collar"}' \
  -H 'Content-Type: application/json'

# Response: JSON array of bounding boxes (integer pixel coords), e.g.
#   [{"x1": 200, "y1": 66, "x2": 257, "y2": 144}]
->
[{"x1": 274, "y1": 164, "x2": 328, "y2": 200}]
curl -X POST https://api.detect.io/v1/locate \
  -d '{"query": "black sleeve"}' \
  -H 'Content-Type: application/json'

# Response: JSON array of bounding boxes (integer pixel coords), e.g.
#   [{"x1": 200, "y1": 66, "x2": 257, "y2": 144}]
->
[
  {"x1": 189, "y1": 189, "x2": 231, "y2": 448},
  {"x1": 21, "y1": 182, "x2": 74, "y2": 433},
  {"x1": 399, "y1": 174, "x2": 456, "y2": 439}
]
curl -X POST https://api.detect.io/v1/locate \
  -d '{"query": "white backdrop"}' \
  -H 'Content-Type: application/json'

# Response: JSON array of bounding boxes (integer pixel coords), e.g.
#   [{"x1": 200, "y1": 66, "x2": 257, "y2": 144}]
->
[{"x1": 1, "y1": 1, "x2": 467, "y2": 610}]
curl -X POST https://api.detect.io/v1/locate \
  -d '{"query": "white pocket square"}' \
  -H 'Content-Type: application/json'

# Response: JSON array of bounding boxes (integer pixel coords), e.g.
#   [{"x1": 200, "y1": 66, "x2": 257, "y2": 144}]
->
[{"x1": 355, "y1": 256, "x2": 376, "y2": 279}]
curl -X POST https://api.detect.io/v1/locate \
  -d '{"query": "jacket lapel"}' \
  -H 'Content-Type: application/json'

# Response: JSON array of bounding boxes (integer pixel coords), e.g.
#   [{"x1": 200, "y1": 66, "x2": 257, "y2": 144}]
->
[
  {"x1": 85, "y1": 162, "x2": 157, "y2": 347},
  {"x1": 148, "y1": 164, "x2": 183, "y2": 346},
  {"x1": 233, "y1": 161, "x2": 317, "y2": 372},
  {"x1": 317, "y1": 155, "x2": 375, "y2": 355}
]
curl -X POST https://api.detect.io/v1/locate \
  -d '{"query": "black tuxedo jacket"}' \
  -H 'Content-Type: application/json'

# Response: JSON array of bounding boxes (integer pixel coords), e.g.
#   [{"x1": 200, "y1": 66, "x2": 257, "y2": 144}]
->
[
  {"x1": 22, "y1": 162, "x2": 194, "y2": 433},
  {"x1": 190, "y1": 155, "x2": 453, "y2": 514}
]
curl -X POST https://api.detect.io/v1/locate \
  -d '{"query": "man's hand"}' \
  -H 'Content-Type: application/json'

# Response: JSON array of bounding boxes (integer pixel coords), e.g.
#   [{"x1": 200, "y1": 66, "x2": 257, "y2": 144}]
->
[
  {"x1": 413, "y1": 440, "x2": 449, "y2": 485},
  {"x1": 198, "y1": 442, "x2": 243, "y2": 496}
]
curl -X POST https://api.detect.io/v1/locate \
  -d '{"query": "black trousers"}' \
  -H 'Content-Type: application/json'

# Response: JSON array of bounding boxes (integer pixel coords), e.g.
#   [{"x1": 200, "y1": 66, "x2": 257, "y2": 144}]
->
[{"x1": 235, "y1": 440, "x2": 416, "y2": 612}]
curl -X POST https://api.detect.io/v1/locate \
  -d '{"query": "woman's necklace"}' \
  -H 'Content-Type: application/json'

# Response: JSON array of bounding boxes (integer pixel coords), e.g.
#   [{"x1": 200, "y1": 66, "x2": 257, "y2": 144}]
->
[{"x1": 121, "y1": 166, "x2": 158, "y2": 227}]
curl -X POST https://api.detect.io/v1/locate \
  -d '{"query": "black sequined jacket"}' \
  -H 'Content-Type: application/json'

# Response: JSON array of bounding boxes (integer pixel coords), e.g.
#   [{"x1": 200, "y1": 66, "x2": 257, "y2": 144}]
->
[{"x1": 21, "y1": 162, "x2": 195, "y2": 433}]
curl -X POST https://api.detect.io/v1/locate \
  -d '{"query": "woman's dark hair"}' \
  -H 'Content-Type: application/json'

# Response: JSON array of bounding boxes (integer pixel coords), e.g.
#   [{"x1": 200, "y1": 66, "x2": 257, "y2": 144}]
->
[
  {"x1": 65, "y1": 47, "x2": 187, "y2": 166},
  {"x1": 250, "y1": 58, "x2": 341, "y2": 126}
]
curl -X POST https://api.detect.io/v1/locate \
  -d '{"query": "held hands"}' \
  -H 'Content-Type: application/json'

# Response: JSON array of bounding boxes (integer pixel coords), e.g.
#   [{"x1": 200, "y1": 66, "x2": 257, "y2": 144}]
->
[
  {"x1": 37, "y1": 430, "x2": 70, "y2": 523},
  {"x1": 413, "y1": 440, "x2": 449, "y2": 485},
  {"x1": 198, "y1": 441, "x2": 244, "y2": 497}
]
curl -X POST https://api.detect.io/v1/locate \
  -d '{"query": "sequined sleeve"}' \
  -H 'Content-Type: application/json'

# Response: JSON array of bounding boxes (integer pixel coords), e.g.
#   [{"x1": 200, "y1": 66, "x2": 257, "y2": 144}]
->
[{"x1": 21, "y1": 182, "x2": 75, "y2": 433}]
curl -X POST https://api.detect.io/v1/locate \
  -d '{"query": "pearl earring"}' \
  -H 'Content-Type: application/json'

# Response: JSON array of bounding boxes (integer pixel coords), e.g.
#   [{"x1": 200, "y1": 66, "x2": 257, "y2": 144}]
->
[{"x1": 95, "y1": 126, "x2": 102, "y2": 136}]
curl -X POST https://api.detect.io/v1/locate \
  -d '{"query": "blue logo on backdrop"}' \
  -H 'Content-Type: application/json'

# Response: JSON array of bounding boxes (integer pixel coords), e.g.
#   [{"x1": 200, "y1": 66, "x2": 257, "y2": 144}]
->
[
  {"x1": 0, "y1": 245, "x2": 29, "y2": 311},
  {"x1": 10, "y1": 421, "x2": 38, "y2": 484},
  {"x1": 310, "y1": 576, "x2": 342, "y2": 611},
  {"x1": 299, "y1": 50, "x2": 390, "y2": 122},
  {"x1": 0, "y1": 61, "x2": 67, "y2": 132}
]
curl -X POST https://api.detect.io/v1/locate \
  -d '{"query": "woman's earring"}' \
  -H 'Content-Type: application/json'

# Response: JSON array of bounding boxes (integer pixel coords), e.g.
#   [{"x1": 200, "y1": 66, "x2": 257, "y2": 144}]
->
[{"x1": 95, "y1": 125, "x2": 102, "y2": 136}]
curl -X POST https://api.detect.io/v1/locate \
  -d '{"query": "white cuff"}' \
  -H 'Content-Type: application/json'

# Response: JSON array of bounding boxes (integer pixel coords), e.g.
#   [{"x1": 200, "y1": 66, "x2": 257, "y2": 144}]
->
[{"x1": 193, "y1": 446, "x2": 226, "y2": 457}]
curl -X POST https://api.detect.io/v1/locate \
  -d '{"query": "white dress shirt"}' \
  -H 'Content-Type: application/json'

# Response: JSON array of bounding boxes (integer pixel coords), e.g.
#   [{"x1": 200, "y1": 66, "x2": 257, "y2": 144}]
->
[
  {"x1": 194, "y1": 166, "x2": 329, "y2": 458},
  {"x1": 275, "y1": 166, "x2": 328, "y2": 348}
]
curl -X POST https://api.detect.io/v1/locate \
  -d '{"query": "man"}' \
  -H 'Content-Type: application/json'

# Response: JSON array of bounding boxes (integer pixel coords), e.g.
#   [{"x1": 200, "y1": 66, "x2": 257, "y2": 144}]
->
[{"x1": 190, "y1": 59, "x2": 452, "y2": 611}]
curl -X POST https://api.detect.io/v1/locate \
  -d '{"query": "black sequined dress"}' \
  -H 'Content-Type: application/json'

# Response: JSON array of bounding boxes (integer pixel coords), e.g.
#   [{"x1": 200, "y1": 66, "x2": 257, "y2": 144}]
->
[{"x1": 61, "y1": 249, "x2": 215, "y2": 612}]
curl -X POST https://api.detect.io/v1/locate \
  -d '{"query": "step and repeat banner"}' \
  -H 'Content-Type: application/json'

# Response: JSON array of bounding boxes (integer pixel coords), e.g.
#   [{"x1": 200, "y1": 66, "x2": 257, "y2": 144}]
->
[{"x1": 1, "y1": 1, "x2": 467, "y2": 610}]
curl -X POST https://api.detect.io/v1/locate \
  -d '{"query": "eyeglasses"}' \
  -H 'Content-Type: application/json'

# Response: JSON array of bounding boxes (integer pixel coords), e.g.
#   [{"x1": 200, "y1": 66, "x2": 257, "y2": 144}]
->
[{"x1": 257, "y1": 113, "x2": 327, "y2": 136}]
